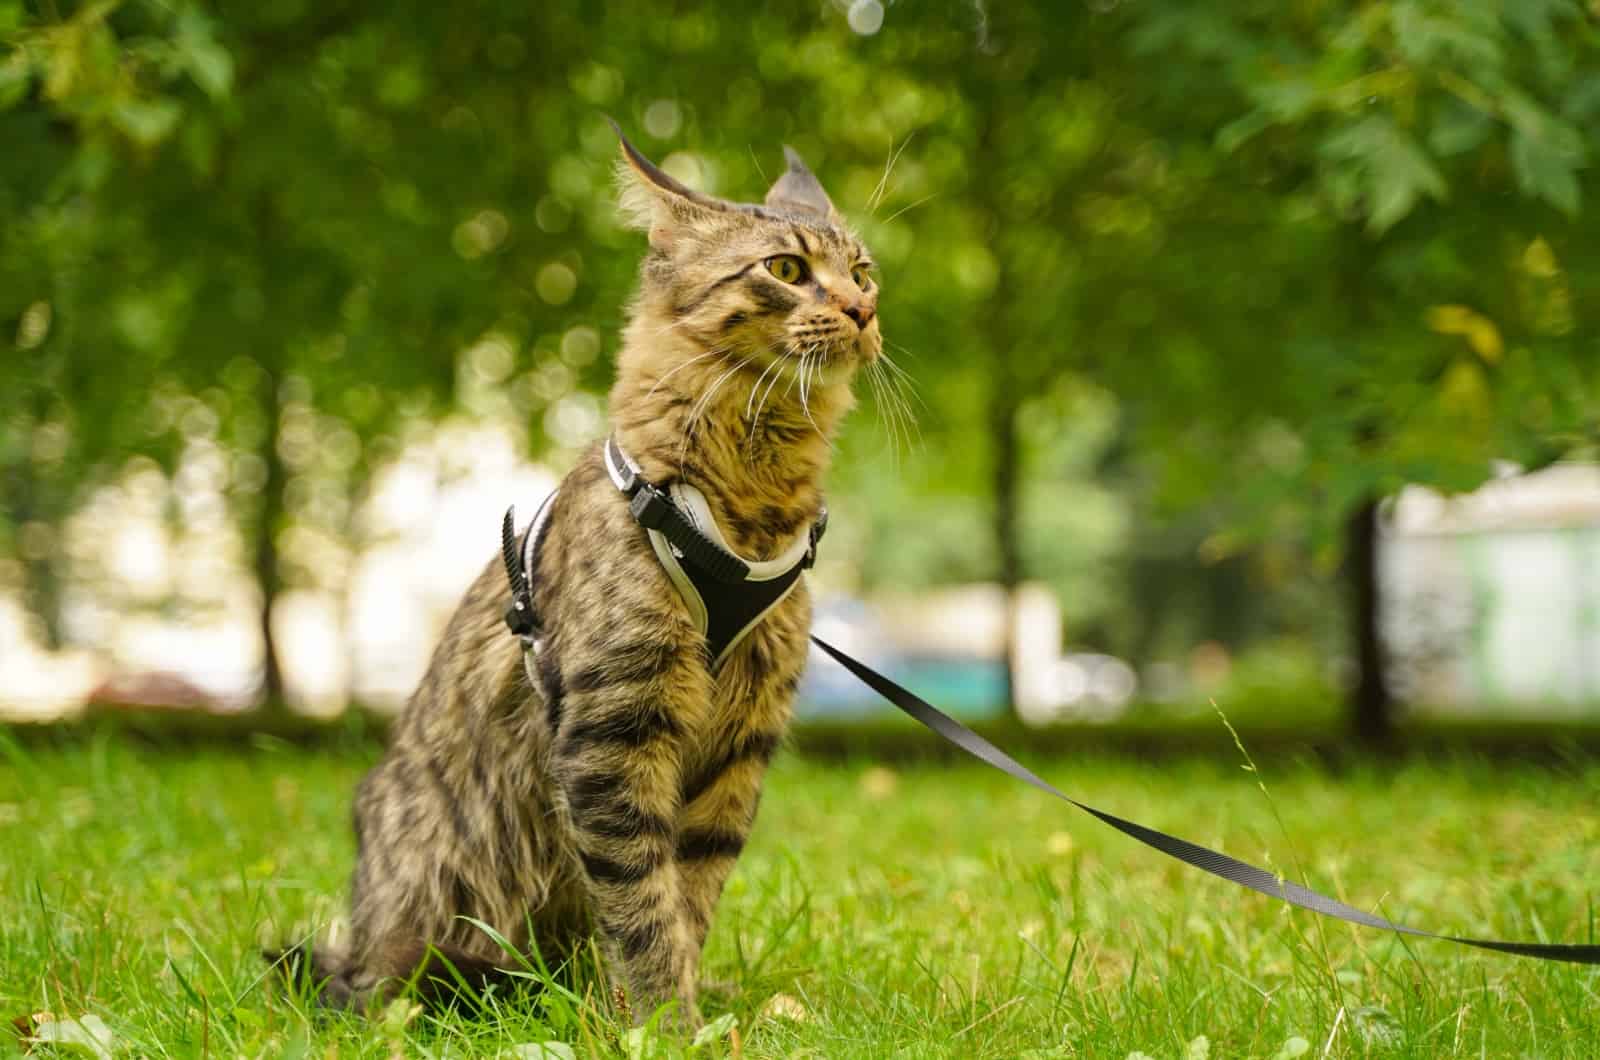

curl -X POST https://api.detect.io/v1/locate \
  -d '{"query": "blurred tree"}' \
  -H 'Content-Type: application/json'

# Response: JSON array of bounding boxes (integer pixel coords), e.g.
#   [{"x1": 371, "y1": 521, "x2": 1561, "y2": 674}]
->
[
  {"x1": 805, "y1": 3, "x2": 1176, "y2": 705},
  {"x1": 4, "y1": 0, "x2": 1596, "y2": 735},
  {"x1": 3, "y1": 0, "x2": 636, "y2": 706},
  {"x1": 1122, "y1": 0, "x2": 1600, "y2": 739}
]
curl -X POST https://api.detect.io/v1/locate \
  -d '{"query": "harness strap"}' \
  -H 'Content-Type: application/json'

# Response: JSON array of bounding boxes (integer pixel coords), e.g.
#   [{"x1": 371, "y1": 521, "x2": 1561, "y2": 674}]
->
[
  {"x1": 604, "y1": 436, "x2": 823, "y2": 668},
  {"x1": 500, "y1": 490, "x2": 559, "y2": 646},
  {"x1": 504, "y1": 438, "x2": 825, "y2": 671},
  {"x1": 604, "y1": 437, "x2": 753, "y2": 583}
]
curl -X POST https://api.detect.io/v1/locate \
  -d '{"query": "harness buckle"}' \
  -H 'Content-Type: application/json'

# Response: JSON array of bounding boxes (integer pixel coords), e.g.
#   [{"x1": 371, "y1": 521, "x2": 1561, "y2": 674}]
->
[
  {"x1": 505, "y1": 597, "x2": 538, "y2": 639},
  {"x1": 629, "y1": 483, "x2": 672, "y2": 530},
  {"x1": 803, "y1": 506, "x2": 829, "y2": 569}
]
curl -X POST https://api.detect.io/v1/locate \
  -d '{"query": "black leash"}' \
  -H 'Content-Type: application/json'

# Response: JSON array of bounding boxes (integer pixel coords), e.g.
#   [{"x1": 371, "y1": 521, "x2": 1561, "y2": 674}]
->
[
  {"x1": 524, "y1": 441, "x2": 1597, "y2": 964},
  {"x1": 811, "y1": 636, "x2": 1600, "y2": 965}
]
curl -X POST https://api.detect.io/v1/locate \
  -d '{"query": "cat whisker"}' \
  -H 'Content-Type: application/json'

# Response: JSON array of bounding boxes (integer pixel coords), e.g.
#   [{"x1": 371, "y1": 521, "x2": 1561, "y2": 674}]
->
[
  {"x1": 648, "y1": 315, "x2": 708, "y2": 341},
  {"x1": 744, "y1": 355, "x2": 785, "y2": 421},
  {"x1": 795, "y1": 347, "x2": 833, "y2": 451},
  {"x1": 779, "y1": 341, "x2": 809, "y2": 403},
  {"x1": 865, "y1": 363, "x2": 895, "y2": 463},
  {"x1": 645, "y1": 348, "x2": 723, "y2": 399},
  {"x1": 880, "y1": 192, "x2": 938, "y2": 226},
  {"x1": 687, "y1": 354, "x2": 747, "y2": 431},
  {"x1": 875, "y1": 349, "x2": 927, "y2": 412},
  {"x1": 868, "y1": 133, "x2": 915, "y2": 215},
  {"x1": 871, "y1": 358, "x2": 921, "y2": 458},
  {"x1": 746, "y1": 354, "x2": 792, "y2": 458},
  {"x1": 678, "y1": 354, "x2": 754, "y2": 474},
  {"x1": 742, "y1": 354, "x2": 790, "y2": 460},
  {"x1": 868, "y1": 362, "x2": 900, "y2": 457},
  {"x1": 885, "y1": 339, "x2": 925, "y2": 365}
]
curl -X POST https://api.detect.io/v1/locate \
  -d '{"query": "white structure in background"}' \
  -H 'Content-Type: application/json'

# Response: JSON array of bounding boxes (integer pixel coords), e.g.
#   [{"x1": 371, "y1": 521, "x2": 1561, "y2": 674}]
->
[
  {"x1": 1048, "y1": 653, "x2": 1140, "y2": 723},
  {"x1": 1385, "y1": 463, "x2": 1600, "y2": 716},
  {"x1": 0, "y1": 598, "x2": 100, "y2": 720},
  {"x1": 0, "y1": 421, "x2": 557, "y2": 721},
  {"x1": 344, "y1": 425, "x2": 558, "y2": 710},
  {"x1": 873, "y1": 583, "x2": 1137, "y2": 724}
]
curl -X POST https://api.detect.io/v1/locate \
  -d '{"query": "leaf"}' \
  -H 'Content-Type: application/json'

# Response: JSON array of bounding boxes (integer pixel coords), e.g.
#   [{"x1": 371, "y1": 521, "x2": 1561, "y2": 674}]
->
[
  {"x1": 1425, "y1": 304, "x2": 1474, "y2": 335},
  {"x1": 1270, "y1": 1037, "x2": 1310, "y2": 1060},
  {"x1": 1426, "y1": 305, "x2": 1502, "y2": 364},
  {"x1": 379, "y1": 999, "x2": 421, "y2": 1034},
  {"x1": 1247, "y1": 77, "x2": 1319, "y2": 124},
  {"x1": 111, "y1": 99, "x2": 182, "y2": 148},
  {"x1": 175, "y1": 8, "x2": 233, "y2": 99},
  {"x1": 0, "y1": 53, "x2": 30, "y2": 110},
  {"x1": 1216, "y1": 109, "x2": 1273, "y2": 154},
  {"x1": 622, "y1": 1026, "x2": 660, "y2": 1060},
  {"x1": 691, "y1": 1012, "x2": 738, "y2": 1048},
  {"x1": 760, "y1": 993, "x2": 809, "y2": 1022},
  {"x1": 1352, "y1": 1005, "x2": 1405, "y2": 1048},
  {"x1": 510, "y1": 1044, "x2": 577, "y2": 1060},
  {"x1": 1428, "y1": 100, "x2": 1493, "y2": 157},
  {"x1": 1183, "y1": 1035, "x2": 1211, "y2": 1060},
  {"x1": 1509, "y1": 126, "x2": 1582, "y2": 215},
  {"x1": 29, "y1": 1014, "x2": 116, "y2": 1059},
  {"x1": 183, "y1": 38, "x2": 233, "y2": 100},
  {"x1": 1320, "y1": 116, "x2": 1448, "y2": 233},
  {"x1": 1391, "y1": 6, "x2": 1503, "y2": 71}
]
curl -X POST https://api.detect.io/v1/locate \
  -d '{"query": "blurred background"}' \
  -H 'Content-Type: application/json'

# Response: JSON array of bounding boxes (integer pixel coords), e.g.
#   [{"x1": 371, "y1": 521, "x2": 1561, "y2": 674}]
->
[{"x1": 2, "y1": 0, "x2": 1598, "y2": 745}]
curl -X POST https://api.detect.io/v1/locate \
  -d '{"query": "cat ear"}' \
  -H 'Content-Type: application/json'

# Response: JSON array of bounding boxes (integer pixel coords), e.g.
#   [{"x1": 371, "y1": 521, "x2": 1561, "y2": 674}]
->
[
  {"x1": 764, "y1": 147, "x2": 838, "y2": 221},
  {"x1": 609, "y1": 118, "x2": 730, "y2": 249}
]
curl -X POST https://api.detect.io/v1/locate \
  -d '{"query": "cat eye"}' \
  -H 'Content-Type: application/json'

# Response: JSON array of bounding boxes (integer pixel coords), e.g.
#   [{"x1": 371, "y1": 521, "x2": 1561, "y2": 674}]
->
[
  {"x1": 765, "y1": 255, "x2": 808, "y2": 284},
  {"x1": 850, "y1": 264, "x2": 873, "y2": 290}
]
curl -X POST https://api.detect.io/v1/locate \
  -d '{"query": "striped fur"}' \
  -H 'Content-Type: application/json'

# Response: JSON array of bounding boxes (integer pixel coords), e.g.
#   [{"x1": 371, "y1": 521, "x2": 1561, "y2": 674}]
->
[{"x1": 274, "y1": 131, "x2": 880, "y2": 1028}]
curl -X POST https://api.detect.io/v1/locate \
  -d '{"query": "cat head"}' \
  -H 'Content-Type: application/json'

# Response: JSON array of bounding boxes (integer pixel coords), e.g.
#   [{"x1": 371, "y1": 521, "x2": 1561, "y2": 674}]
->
[{"x1": 612, "y1": 122, "x2": 881, "y2": 377}]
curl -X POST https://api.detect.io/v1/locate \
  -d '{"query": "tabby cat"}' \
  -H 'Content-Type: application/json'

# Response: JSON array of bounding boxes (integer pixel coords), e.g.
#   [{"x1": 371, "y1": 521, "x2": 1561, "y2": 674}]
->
[{"x1": 270, "y1": 127, "x2": 881, "y2": 1026}]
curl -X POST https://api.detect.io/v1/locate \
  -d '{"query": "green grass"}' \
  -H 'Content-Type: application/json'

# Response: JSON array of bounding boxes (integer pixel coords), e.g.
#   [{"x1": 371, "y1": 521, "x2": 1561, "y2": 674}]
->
[{"x1": 2, "y1": 728, "x2": 1597, "y2": 1058}]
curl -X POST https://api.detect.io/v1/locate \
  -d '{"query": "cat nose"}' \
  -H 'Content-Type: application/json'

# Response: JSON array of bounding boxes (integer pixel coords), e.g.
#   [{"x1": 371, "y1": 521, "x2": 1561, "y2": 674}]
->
[{"x1": 841, "y1": 302, "x2": 874, "y2": 330}]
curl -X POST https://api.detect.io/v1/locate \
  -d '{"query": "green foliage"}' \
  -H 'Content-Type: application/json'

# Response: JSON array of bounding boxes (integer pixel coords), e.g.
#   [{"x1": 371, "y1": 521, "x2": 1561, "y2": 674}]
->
[
  {"x1": 2, "y1": 0, "x2": 1598, "y2": 679},
  {"x1": 1118, "y1": 0, "x2": 1600, "y2": 566}
]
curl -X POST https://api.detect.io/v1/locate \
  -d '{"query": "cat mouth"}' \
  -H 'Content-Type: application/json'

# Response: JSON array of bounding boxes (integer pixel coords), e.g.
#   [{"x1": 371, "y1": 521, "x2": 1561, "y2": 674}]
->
[
  {"x1": 781, "y1": 327, "x2": 871, "y2": 366},
  {"x1": 772, "y1": 339, "x2": 861, "y2": 388}
]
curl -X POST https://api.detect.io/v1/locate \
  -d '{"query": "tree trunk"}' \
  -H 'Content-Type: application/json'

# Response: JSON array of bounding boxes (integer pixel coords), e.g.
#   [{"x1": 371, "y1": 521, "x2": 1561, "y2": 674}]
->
[
  {"x1": 1345, "y1": 496, "x2": 1391, "y2": 744},
  {"x1": 254, "y1": 372, "x2": 290, "y2": 715},
  {"x1": 990, "y1": 377, "x2": 1023, "y2": 715}
]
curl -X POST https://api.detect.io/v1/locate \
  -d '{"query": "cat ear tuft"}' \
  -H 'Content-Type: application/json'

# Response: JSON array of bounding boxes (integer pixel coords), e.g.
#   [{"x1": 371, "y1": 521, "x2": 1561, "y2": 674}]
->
[
  {"x1": 609, "y1": 118, "x2": 728, "y2": 249},
  {"x1": 764, "y1": 146, "x2": 838, "y2": 221}
]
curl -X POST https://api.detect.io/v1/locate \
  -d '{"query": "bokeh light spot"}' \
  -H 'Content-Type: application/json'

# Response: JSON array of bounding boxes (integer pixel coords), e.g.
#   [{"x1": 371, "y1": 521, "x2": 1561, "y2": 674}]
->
[
  {"x1": 561, "y1": 326, "x2": 600, "y2": 366},
  {"x1": 848, "y1": 0, "x2": 885, "y2": 36},
  {"x1": 644, "y1": 99, "x2": 682, "y2": 139},
  {"x1": 536, "y1": 263, "x2": 577, "y2": 305}
]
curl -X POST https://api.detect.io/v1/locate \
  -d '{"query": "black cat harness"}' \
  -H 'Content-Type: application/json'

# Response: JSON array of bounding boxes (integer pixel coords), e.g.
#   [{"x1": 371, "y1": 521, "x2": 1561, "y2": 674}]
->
[{"x1": 501, "y1": 436, "x2": 826, "y2": 673}]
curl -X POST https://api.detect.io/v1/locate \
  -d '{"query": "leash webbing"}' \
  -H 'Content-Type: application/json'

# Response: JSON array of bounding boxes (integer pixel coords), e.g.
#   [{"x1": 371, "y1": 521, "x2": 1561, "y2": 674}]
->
[{"x1": 811, "y1": 636, "x2": 1600, "y2": 965}]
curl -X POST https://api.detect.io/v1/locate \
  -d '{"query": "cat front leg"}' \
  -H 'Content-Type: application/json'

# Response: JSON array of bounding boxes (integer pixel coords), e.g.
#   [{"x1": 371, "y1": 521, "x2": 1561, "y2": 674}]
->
[
  {"x1": 552, "y1": 633, "x2": 713, "y2": 1027},
  {"x1": 675, "y1": 617, "x2": 806, "y2": 981},
  {"x1": 675, "y1": 724, "x2": 783, "y2": 953}
]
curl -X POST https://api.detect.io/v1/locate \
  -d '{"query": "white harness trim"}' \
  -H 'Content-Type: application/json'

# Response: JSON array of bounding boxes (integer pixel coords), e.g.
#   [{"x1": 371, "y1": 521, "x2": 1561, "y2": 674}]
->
[
  {"x1": 504, "y1": 439, "x2": 823, "y2": 687},
  {"x1": 557, "y1": 439, "x2": 818, "y2": 669}
]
